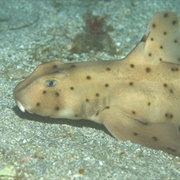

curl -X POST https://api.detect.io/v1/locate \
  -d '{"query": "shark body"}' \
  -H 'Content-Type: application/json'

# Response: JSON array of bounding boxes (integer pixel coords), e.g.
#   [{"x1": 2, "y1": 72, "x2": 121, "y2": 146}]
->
[{"x1": 14, "y1": 11, "x2": 180, "y2": 156}]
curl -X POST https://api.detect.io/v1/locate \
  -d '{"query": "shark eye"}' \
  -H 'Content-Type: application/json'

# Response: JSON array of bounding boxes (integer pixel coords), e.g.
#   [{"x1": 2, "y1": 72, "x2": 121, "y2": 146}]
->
[{"x1": 44, "y1": 80, "x2": 57, "y2": 87}]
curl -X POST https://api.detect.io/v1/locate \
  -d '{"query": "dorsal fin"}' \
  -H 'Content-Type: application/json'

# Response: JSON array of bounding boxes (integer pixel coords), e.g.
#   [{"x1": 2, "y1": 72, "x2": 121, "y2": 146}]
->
[
  {"x1": 125, "y1": 11, "x2": 180, "y2": 65},
  {"x1": 144, "y1": 11, "x2": 180, "y2": 64}
]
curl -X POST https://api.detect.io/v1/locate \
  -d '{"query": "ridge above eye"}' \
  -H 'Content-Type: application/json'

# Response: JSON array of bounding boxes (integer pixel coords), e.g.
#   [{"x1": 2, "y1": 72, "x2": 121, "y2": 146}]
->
[{"x1": 44, "y1": 80, "x2": 57, "y2": 87}]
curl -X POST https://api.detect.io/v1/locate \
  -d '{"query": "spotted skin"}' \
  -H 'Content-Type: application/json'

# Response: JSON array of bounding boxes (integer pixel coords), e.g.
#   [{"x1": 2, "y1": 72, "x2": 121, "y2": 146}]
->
[{"x1": 14, "y1": 11, "x2": 180, "y2": 156}]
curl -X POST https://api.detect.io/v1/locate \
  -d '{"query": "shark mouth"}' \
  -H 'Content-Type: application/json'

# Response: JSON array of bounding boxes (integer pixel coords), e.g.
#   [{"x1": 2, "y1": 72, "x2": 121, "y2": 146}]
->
[
  {"x1": 16, "y1": 100, "x2": 34, "y2": 114},
  {"x1": 16, "y1": 100, "x2": 26, "y2": 112}
]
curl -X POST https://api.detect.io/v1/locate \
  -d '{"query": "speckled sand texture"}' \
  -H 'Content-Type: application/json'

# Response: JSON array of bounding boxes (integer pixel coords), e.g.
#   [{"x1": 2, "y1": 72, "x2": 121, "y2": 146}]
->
[{"x1": 0, "y1": 0, "x2": 180, "y2": 179}]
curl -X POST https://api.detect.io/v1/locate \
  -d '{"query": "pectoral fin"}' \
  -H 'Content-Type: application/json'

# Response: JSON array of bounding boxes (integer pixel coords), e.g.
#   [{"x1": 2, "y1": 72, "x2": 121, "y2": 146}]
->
[{"x1": 97, "y1": 107, "x2": 180, "y2": 156}]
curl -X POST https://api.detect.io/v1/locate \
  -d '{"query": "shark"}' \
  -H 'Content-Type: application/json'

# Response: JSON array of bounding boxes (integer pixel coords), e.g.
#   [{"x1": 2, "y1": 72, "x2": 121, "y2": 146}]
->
[{"x1": 13, "y1": 11, "x2": 180, "y2": 156}]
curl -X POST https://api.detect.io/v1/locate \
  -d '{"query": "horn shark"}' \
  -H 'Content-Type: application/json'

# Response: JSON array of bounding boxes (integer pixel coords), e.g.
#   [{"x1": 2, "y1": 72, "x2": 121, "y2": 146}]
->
[{"x1": 13, "y1": 11, "x2": 180, "y2": 156}]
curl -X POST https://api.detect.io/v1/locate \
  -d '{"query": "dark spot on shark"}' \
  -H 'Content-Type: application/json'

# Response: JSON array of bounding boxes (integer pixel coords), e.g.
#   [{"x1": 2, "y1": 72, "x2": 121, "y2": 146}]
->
[
  {"x1": 163, "y1": 12, "x2": 169, "y2": 18},
  {"x1": 86, "y1": 76, "x2": 91, "y2": 80},
  {"x1": 36, "y1": 102, "x2": 41, "y2": 107},
  {"x1": 55, "y1": 106, "x2": 60, "y2": 111},
  {"x1": 55, "y1": 92, "x2": 59, "y2": 96},
  {"x1": 130, "y1": 64, "x2": 135, "y2": 68},
  {"x1": 169, "y1": 89, "x2": 173, "y2": 94},
  {"x1": 152, "y1": 136, "x2": 158, "y2": 141},
  {"x1": 171, "y1": 67, "x2": 179, "y2": 71},
  {"x1": 152, "y1": 23, "x2": 156, "y2": 28},
  {"x1": 52, "y1": 65, "x2": 58, "y2": 69},
  {"x1": 146, "y1": 67, "x2": 151, "y2": 73},
  {"x1": 133, "y1": 132, "x2": 138, "y2": 136},
  {"x1": 132, "y1": 111, "x2": 136, "y2": 115},
  {"x1": 96, "y1": 93, "x2": 100, "y2": 97},
  {"x1": 172, "y1": 20, "x2": 177, "y2": 25},
  {"x1": 163, "y1": 83, "x2": 168, "y2": 88},
  {"x1": 129, "y1": 82, "x2": 134, "y2": 86},
  {"x1": 70, "y1": 64, "x2": 76, "y2": 68},
  {"x1": 165, "y1": 113, "x2": 173, "y2": 119}
]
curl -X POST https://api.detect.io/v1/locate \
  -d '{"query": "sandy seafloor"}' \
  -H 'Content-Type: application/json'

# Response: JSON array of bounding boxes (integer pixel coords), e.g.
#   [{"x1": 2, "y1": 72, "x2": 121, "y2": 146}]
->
[{"x1": 0, "y1": 0, "x2": 180, "y2": 179}]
